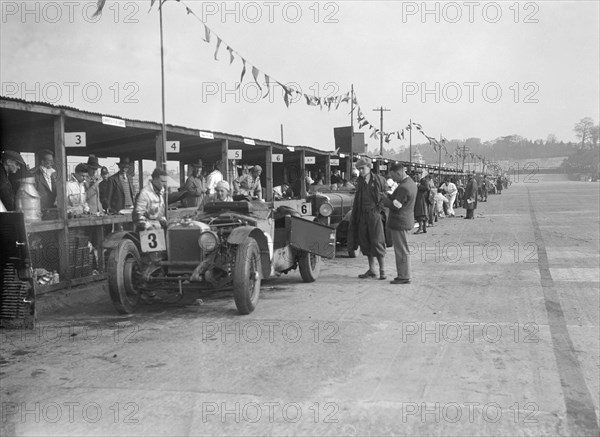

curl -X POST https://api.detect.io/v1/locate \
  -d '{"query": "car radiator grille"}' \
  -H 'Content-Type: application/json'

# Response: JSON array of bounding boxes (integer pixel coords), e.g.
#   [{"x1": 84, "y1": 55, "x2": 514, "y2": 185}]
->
[{"x1": 167, "y1": 228, "x2": 204, "y2": 274}]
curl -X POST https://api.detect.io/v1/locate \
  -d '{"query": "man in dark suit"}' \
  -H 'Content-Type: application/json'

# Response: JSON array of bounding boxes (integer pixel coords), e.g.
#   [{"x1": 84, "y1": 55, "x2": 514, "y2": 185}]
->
[
  {"x1": 106, "y1": 157, "x2": 135, "y2": 213},
  {"x1": 383, "y1": 162, "x2": 417, "y2": 284},
  {"x1": 32, "y1": 149, "x2": 57, "y2": 211},
  {"x1": 464, "y1": 172, "x2": 478, "y2": 219}
]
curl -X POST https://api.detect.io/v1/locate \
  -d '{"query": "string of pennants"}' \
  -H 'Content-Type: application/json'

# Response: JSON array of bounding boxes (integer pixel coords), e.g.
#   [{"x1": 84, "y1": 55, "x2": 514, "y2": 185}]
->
[
  {"x1": 94, "y1": 0, "x2": 353, "y2": 110},
  {"x1": 93, "y1": 1, "x2": 489, "y2": 164}
]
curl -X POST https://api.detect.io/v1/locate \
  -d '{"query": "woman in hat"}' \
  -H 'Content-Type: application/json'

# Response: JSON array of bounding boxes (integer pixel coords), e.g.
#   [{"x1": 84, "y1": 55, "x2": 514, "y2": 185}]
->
[{"x1": 348, "y1": 157, "x2": 388, "y2": 280}]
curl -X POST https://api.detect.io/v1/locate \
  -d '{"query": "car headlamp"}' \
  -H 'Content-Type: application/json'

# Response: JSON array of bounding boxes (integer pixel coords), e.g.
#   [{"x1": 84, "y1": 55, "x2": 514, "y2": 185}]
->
[
  {"x1": 198, "y1": 231, "x2": 219, "y2": 252},
  {"x1": 319, "y1": 202, "x2": 333, "y2": 217}
]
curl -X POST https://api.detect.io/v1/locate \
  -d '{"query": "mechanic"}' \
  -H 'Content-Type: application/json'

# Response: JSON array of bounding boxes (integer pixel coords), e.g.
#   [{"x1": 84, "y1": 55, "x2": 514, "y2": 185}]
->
[
  {"x1": 133, "y1": 167, "x2": 168, "y2": 232},
  {"x1": 233, "y1": 165, "x2": 263, "y2": 200}
]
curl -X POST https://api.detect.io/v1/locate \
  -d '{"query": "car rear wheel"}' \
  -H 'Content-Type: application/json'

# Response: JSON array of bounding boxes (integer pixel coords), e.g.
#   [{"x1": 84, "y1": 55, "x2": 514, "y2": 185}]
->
[
  {"x1": 108, "y1": 239, "x2": 142, "y2": 314},
  {"x1": 233, "y1": 238, "x2": 261, "y2": 315},
  {"x1": 298, "y1": 251, "x2": 321, "y2": 282}
]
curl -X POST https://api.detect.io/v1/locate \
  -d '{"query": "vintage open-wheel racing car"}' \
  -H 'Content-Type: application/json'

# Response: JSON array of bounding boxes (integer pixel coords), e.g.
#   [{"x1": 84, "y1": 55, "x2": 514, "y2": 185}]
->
[{"x1": 103, "y1": 201, "x2": 335, "y2": 315}]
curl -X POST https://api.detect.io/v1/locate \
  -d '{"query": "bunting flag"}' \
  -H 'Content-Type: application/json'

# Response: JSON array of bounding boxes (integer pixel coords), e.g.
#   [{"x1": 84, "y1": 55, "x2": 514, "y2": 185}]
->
[
  {"x1": 203, "y1": 24, "x2": 211, "y2": 43},
  {"x1": 251, "y1": 66, "x2": 262, "y2": 91},
  {"x1": 236, "y1": 59, "x2": 246, "y2": 90},
  {"x1": 93, "y1": 0, "x2": 106, "y2": 17},
  {"x1": 278, "y1": 82, "x2": 293, "y2": 107},
  {"x1": 263, "y1": 74, "x2": 270, "y2": 98},
  {"x1": 214, "y1": 37, "x2": 222, "y2": 60},
  {"x1": 227, "y1": 46, "x2": 235, "y2": 64},
  {"x1": 359, "y1": 120, "x2": 369, "y2": 128}
]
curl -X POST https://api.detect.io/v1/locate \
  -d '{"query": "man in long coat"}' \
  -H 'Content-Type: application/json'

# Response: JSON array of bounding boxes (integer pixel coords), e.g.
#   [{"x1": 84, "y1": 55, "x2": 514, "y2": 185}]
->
[
  {"x1": 106, "y1": 157, "x2": 135, "y2": 212},
  {"x1": 464, "y1": 172, "x2": 478, "y2": 219},
  {"x1": 348, "y1": 157, "x2": 388, "y2": 280}
]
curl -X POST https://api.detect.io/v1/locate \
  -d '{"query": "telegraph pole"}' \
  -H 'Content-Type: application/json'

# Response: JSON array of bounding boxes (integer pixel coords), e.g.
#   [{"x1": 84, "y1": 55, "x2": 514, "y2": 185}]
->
[
  {"x1": 461, "y1": 144, "x2": 468, "y2": 172},
  {"x1": 372, "y1": 106, "x2": 390, "y2": 156},
  {"x1": 348, "y1": 84, "x2": 355, "y2": 179}
]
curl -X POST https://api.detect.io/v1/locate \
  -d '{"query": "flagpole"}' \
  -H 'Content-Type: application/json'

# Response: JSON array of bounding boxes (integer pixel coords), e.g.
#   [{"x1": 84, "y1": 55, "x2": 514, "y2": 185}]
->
[{"x1": 159, "y1": 1, "x2": 167, "y2": 169}]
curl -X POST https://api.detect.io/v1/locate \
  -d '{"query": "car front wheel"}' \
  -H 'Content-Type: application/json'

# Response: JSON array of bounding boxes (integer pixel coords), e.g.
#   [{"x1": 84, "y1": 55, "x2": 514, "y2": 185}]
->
[
  {"x1": 298, "y1": 251, "x2": 321, "y2": 282},
  {"x1": 233, "y1": 238, "x2": 261, "y2": 315},
  {"x1": 107, "y1": 239, "x2": 142, "y2": 314}
]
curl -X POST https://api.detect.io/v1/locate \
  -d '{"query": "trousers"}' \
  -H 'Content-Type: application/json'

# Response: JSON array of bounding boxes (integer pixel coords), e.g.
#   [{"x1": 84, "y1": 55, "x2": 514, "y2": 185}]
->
[{"x1": 391, "y1": 229, "x2": 411, "y2": 280}]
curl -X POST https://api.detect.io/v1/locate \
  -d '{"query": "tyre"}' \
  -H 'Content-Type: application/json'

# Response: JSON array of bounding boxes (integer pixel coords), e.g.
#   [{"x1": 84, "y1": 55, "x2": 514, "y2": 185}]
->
[
  {"x1": 298, "y1": 251, "x2": 321, "y2": 282},
  {"x1": 107, "y1": 239, "x2": 142, "y2": 314},
  {"x1": 232, "y1": 238, "x2": 261, "y2": 315}
]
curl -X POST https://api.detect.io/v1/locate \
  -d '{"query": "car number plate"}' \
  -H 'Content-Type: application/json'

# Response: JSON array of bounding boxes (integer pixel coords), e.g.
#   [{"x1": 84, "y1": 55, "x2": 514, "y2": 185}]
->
[{"x1": 139, "y1": 230, "x2": 166, "y2": 252}]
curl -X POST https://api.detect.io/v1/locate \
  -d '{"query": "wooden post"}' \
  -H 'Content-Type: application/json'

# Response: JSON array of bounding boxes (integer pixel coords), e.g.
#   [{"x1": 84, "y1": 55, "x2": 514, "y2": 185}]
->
[
  {"x1": 54, "y1": 115, "x2": 70, "y2": 281},
  {"x1": 138, "y1": 159, "x2": 144, "y2": 191},
  {"x1": 221, "y1": 139, "x2": 229, "y2": 181},
  {"x1": 300, "y1": 150, "x2": 306, "y2": 198},
  {"x1": 265, "y1": 146, "x2": 273, "y2": 202},
  {"x1": 179, "y1": 161, "x2": 186, "y2": 187}
]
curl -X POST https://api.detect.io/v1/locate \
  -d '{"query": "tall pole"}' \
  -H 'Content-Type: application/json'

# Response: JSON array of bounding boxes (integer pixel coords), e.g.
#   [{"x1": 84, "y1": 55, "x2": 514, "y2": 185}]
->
[
  {"x1": 409, "y1": 119, "x2": 412, "y2": 169},
  {"x1": 348, "y1": 84, "x2": 354, "y2": 179},
  {"x1": 280, "y1": 124, "x2": 284, "y2": 144},
  {"x1": 438, "y1": 134, "x2": 442, "y2": 180},
  {"x1": 372, "y1": 107, "x2": 390, "y2": 157},
  {"x1": 159, "y1": 1, "x2": 167, "y2": 169}
]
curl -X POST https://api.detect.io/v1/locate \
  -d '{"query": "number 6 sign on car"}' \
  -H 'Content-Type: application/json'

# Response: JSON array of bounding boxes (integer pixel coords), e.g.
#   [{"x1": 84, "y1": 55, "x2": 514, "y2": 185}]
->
[{"x1": 139, "y1": 230, "x2": 166, "y2": 252}]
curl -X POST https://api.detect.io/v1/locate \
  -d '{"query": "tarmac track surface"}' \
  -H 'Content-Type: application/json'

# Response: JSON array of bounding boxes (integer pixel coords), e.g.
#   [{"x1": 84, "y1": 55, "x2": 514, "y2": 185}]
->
[{"x1": 1, "y1": 174, "x2": 599, "y2": 437}]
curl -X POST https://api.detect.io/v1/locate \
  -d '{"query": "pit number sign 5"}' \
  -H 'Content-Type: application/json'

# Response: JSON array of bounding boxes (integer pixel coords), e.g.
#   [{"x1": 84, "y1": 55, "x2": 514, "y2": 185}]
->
[{"x1": 139, "y1": 230, "x2": 166, "y2": 253}]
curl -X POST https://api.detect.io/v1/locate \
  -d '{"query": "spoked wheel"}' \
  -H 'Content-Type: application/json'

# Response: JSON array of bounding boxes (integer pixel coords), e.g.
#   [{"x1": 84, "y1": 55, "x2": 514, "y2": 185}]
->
[
  {"x1": 298, "y1": 251, "x2": 321, "y2": 282},
  {"x1": 232, "y1": 238, "x2": 261, "y2": 315},
  {"x1": 108, "y1": 239, "x2": 142, "y2": 314}
]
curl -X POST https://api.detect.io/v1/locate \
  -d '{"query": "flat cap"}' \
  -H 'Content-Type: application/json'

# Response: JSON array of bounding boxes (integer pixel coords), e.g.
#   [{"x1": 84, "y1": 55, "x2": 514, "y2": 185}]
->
[{"x1": 2, "y1": 150, "x2": 26, "y2": 166}]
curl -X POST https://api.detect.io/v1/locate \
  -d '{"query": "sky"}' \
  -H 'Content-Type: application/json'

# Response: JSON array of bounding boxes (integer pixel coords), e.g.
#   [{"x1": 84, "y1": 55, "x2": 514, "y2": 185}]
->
[{"x1": 1, "y1": 0, "x2": 599, "y2": 153}]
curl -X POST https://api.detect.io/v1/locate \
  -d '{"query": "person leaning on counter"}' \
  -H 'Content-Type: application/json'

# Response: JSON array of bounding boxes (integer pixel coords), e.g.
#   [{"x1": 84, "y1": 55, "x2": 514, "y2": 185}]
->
[{"x1": 66, "y1": 163, "x2": 90, "y2": 215}]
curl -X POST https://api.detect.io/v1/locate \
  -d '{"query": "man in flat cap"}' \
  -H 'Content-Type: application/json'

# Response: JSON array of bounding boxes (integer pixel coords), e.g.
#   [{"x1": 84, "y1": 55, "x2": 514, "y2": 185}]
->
[
  {"x1": 106, "y1": 157, "x2": 135, "y2": 212},
  {"x1": 348, "y1": 157, "x2": 388, "y2": 280},
  {"x1": 181, "y1": 159, "x2": 206, "y2": 208},
  {"x1": 233, "y1": 165, "x2": 263, "y2": 200},
  {"x1": 1, "y1": 150, "x2": 27, "y2": 211}
]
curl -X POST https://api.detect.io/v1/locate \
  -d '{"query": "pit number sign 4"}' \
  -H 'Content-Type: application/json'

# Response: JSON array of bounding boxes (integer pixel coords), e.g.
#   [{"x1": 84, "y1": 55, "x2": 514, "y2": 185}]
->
[
  {"x1": 167, "y1": 141, "x2": 180, "y2": 153},
  {"x1": 139, "y1": 230, "x2": 166, "y2": 253}
]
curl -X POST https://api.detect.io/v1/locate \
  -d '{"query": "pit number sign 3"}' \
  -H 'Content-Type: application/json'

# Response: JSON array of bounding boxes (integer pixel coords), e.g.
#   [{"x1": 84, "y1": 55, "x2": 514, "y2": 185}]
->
[{"x1": 139, "y1": 230, "x2": 166, "y2": 253}]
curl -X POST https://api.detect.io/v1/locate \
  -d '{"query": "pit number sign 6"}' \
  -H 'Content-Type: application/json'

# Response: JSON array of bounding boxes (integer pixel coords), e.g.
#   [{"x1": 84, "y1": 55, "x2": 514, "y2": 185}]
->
[
  {"x1": 139, "y1": 230, "x2": 166, "y2": 253},
  {"x1": 300, "y1": 202, "x2": 312, "y2": 216}
]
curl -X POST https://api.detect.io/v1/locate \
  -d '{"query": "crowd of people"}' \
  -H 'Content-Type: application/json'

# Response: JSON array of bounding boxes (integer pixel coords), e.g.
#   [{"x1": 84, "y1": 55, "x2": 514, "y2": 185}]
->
[{"x1": 344, "y1": 157, "x2": 510, "y2": 285}]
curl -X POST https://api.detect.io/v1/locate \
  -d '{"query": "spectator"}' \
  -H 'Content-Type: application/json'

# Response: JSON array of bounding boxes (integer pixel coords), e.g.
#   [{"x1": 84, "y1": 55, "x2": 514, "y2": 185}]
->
[
  {"x1": 85, "y1": 155, "x2": 103, "y2": 214},
  {"x1": 273, "y1": 182, "x2": 293, "y2": 200},
  {"x1": 99, "y1": 166, "x2": 110, "y2": 212},
  {"x1": 414, "y1": 177, "x2": 430, "y2": 234},
  {"x1": 330, "y1": 169, "x2": 342, "y2": 185},
  {"x1": 182, "y1": 160, "x2": 206, "y2": 208},
  {"x1": 348, "y1": 157, "x2": 388, "y2": 280},
  {"x1": 208, "y1": 180, "x2": 234, "y2": 203},
  {"x1": 66, "y1": 163, "x2": 89, "y2": 215},
  {"x1": 233, "y1": 165, "x2": 263, "y2": 200},
  {"x1": 205, "y1": 160, "x2": 224, "y2": 195},
  {"x1": 433, "y1": 190, "x2": 449, "y2": 218},
  {"x1": 32, "y1": 149, "x2": 57, "y2": 210},
  {"x1": 106, "y1": 157, "x2": 135, "y2": 212},
  {"x1": 464, "y1": 172, "x2": 478, "y2": 219},
  {"x1": 440, "y1": 177, "x2": 458, "y2": 217},
  {"x1": 496, "y1": 175, "x2": 503, "y2": 194},
  {"x1": 0, "y1": 150, "x2": 26, "y2": 211},
  {"x1": 382, "y1": 162, "x2": 417, "y2": 285}
]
